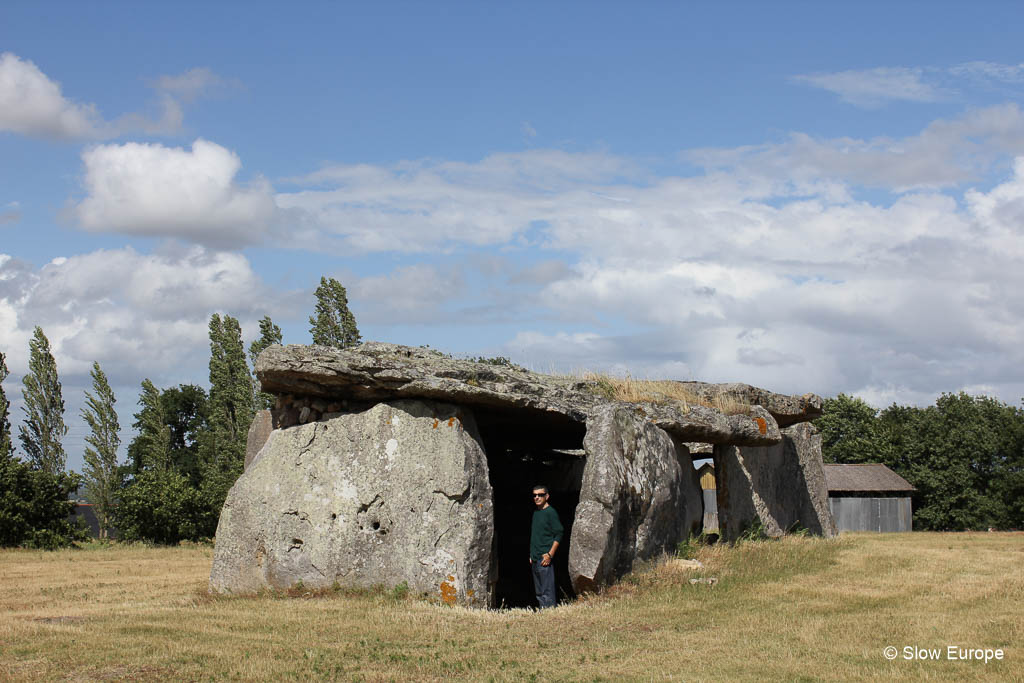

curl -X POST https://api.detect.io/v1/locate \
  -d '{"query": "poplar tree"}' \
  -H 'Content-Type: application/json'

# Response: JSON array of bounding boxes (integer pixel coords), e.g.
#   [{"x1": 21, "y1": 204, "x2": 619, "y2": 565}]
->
[
  {"x1": 207, "y1": 313, "x2": 254, "y2": 448},
  {"x1": 308, "y1": 276, "x2": 361, "y2": 349},
  {"x1": 19, "y1": 327, "x2": 67, "y2": 474},
  {"x1": 201, "y1": 313, "x2": 254, "y2": 513},
  {"x1": 249, "y1": 315, "x2": 282, "y2": 410},
  {"x1": 129, "y1": 379, "x2": 171, "y2": 473},
  {"x1": 81, "y1": 362, "x2": 120, "y2": 538},
  {"x1": 0, "y1": 352, "x2": 11, "y2": 461}
]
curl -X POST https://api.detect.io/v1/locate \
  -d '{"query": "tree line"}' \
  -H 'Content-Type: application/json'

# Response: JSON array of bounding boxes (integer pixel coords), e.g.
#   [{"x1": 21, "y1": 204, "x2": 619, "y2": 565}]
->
[
  {"x1": 815, "y1": 393, "x2": 1024, "y2": 531},
  {"x1": 0, "y1": 277, "x2": 360, "y2": 547}
]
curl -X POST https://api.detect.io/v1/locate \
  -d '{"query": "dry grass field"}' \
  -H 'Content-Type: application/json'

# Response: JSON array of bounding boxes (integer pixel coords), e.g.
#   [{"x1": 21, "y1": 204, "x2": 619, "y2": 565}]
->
[{"x1": 1, "y1": 532, "x2": 1020, "y2": 681}]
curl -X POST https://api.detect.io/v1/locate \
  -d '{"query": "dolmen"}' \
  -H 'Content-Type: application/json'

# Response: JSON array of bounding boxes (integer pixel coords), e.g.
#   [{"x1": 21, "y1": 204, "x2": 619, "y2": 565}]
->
[{"x1": 209, "y1": 342, "x2": 836, "y2": 606}]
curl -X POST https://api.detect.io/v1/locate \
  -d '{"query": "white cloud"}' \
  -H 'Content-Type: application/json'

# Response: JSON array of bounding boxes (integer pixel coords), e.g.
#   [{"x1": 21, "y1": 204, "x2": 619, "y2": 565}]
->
[
  {"x1": 73, "y1": 139, "x2": 278, "y2": 247},
  {"x1": 0, "y1": 245, "x2": 307, "y2": 472},
  {"x1": 30, "y1": 103, "x2": 1024, "y2": 408},
  {"x1": 966, "y1": 156, "x2": 1024, "y2": 260},
  {"x1": 0, "y1": 246, "x2": 287, "y2": 380},
  {"x1": 259, "y1": 112, "x2": 1024, "y2": 404},
  {"x1": 794, "y1": 61, "x2": 1024, "y2": 109},
  {"x1": 0, "y1": 54, "x2": 233, "y2": 141},
  {"x1": 152, "y1": 66, "x2": 233, "y2": 102},
  {"x1": 948, "y1": 61, "x2": 1024, "y2": 84},
  {"x1": 0, "y1": 52, "x2": 105, "y2": 140},
  {"x1": 792, "y1": 67, "x2": 947, "y2": 107},
  {"x1": 277, "y1": 108, "x2": 1024, "y2": 261},
  {"x1": 689, "y1": 105, "x2": 1024, "y2": 190},
  {"x1": 351, "y1": 264, "x2": 466, "y2": 324},
  {"x1": 276, "y1": 150, "x2": 644, "y2": 253},
  {"x1": 0, "y1": 244, "x2": 309, "y2": 470}
]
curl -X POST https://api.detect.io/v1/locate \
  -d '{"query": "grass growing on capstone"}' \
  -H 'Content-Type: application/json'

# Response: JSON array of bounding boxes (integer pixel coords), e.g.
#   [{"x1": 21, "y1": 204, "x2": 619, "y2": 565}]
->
[
  {"x1": 1, "y1": 533, "x2": 1020, "y2": 681},
  {"x1": 579, "y1": 372, "x2": 753, "y2": 415}
]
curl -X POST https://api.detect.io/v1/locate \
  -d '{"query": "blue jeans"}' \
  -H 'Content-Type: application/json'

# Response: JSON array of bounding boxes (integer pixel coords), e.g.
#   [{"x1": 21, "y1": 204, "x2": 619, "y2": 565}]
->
[{"x1": 531, "y1": 561, "x2": 556, "y2": 608}]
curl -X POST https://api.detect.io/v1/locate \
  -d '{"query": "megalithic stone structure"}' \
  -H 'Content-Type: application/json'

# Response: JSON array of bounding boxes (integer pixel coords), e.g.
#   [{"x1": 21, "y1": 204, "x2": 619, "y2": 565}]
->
[{"x1": 211, "y1": 342, "x2": 834, "y2": 606}]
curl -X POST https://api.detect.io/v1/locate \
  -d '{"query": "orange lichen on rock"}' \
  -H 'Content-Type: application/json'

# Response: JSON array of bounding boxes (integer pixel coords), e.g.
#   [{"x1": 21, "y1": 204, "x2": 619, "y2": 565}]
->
[
  {"x1": 439, "y1": 576, "x2": 457, "y2": 605},
  {"x1": 755, "y1": 417, "x2": 767, "y2": 435},
  {"x1": 447, "y1": 417, "x2": 456, "y2": 427},
  {"x1": 432, "y1": 419, "x2": 438, "y2": 429}
]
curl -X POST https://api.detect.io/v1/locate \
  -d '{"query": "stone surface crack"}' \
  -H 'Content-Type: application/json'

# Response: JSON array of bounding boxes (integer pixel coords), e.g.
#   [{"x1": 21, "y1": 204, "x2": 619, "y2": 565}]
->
[
  {"x1": 298, "y1": 423, "x2": 320, "y2": 455},
  {"x1": 433, "y1": 486, "x2": 470, "y2": 504},
  {"x1": 283, "y1": 509, "x2": 312, "y2": 526},
  {"x1": 357, "y1": 494, "x2": 383, "y2": 513}
]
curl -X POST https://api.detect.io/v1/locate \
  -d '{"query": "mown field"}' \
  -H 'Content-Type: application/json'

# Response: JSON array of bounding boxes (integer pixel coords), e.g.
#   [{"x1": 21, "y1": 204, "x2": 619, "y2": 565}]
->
[{"x1": 0, "y1": 532, "x2": 1020, "y2": 681}]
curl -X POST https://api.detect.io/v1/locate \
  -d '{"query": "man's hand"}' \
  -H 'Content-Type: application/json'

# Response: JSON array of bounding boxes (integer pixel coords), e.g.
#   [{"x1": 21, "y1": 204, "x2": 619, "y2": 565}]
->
[{"x1": 541, "y1": 552, "x2": 551, "y2": 567}]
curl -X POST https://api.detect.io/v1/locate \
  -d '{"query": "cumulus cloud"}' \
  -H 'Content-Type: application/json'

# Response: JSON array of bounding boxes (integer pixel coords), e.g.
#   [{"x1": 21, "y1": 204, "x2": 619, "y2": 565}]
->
[
  {"x1": 25, "y1": 100, "x2": 1024, "y2": 408},
  {"x1": 0, "y1": 52, "x2": 105, "y2": 140},
  {"x1": 0, "y1": 53, "x2": 232, "y2": 140},
  {"x1": 260, "y1": 108, "x2": 1024, "y2": 404},
  {"x1": 966, "y1": 156, "x2": 1024, "y2": 259},
  {"x1": 0, "y1": 246, "x2": 288, "y2": 381},
  {"x1": 0, "y1": 245, "x2": 307, "y2": 472},
  {"x1": 792, "y1": 67, "x2": 947, "y2": 107},
  {"x1": 72, "y1": 139, "x2": 278, "y2": 247}
]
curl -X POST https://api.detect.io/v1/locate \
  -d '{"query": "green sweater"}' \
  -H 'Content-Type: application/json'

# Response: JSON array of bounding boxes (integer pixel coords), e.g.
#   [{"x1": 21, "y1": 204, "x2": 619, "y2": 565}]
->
[{"x1": 530, "y1": 505, "x2": 564, "y2": 561}]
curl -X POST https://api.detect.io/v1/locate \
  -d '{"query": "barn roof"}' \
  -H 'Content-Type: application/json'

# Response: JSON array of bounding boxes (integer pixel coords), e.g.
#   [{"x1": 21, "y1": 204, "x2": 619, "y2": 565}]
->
[{"x1": 823, "y1": 464, "x2": 915, "y2": 493}]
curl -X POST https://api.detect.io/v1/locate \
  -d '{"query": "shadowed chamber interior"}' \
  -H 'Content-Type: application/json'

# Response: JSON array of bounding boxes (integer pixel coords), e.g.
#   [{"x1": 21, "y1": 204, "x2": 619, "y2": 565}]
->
[{"x1": 472, "y1": 407, "x2": 586, "y2": 608}]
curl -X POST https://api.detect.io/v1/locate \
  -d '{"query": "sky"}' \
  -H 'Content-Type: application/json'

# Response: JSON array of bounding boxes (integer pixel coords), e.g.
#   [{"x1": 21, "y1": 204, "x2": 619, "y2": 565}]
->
[{"x1": 3, "y1": 2, "x2": 1024, "y2": 473}]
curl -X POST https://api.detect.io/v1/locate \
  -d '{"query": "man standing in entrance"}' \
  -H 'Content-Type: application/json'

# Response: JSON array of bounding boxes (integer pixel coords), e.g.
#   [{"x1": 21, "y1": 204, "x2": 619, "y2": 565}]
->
[{"x1": 530, "y1": 484, "x2": 564, "y2": 609}]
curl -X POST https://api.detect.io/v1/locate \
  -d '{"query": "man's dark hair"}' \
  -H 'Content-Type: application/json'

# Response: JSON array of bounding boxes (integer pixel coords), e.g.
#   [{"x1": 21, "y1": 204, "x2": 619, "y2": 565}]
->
[{"x1": 531, "y1": 484, "x2": 549, "y2": 494}]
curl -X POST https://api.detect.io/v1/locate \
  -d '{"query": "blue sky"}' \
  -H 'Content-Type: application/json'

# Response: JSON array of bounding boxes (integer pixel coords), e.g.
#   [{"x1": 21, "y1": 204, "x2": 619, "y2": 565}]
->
[{"x1": 3, "y1": 2, "x2": 1024, "y2": 472}]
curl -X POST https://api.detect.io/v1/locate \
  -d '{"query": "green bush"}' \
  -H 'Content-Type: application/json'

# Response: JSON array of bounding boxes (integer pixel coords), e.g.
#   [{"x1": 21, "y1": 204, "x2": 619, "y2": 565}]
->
[
  {"x1": 114, "y1": 469, "x2": 214, "y2": 544},
  {"x1": 0, "y1": 455, "x2": 85, "y2": 548}
]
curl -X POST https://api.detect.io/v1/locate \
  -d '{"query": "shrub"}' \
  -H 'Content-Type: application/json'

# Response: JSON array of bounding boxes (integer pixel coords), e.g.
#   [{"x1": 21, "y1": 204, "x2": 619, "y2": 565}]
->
[
  {"x1": 114, "y1": 469, "x2": 214, "y2": 544},
  {"x1": 0, "y1": 455, "x2": 84, "y2": 548}
]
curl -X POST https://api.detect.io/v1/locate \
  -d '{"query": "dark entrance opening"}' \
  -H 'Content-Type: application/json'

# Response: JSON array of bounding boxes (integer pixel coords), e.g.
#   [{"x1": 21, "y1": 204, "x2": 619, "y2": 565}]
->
[{"x1": 473, "y1": 408, "x2": 586, "y2": 609}]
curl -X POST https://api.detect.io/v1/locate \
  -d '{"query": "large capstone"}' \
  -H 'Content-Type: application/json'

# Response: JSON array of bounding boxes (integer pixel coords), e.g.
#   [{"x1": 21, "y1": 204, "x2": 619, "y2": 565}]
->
[
  {"x1": 713, "y1": 422, "x2": 837, "y2": 540},
  {"x1": 209, "y1": 400, "x2": 495, "y2": 606},
  {"x1": 569, "y1": 405, "x2": 702, "y2": 593},
  {"x1": 255, "y1": 343, "x2": 789, "y2": 447}
]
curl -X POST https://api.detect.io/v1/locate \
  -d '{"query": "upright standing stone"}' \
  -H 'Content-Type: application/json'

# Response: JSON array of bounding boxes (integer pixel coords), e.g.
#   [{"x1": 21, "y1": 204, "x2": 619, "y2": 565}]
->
[
  {"x1": 714, "y1": 422, "x2": 836, "y2": 540},
  {"x1": 244, "y1": 409, "x2": 274, "y2": 471},
  {"x1": 210, "y1": 400, "x2": 496, "y2": 606},
  {"x1": 569, "y1": 405, "x2": 702, "y2": 593}
]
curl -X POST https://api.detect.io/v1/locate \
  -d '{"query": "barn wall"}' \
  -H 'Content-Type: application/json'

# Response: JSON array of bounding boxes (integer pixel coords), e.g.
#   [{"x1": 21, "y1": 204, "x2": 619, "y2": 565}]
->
[
  {"x1": 828, "y1": 496, "x2": 912, "y2": 532},
  {"x1": 702, "y1": 489, "x2": 719, "y2": 532}
]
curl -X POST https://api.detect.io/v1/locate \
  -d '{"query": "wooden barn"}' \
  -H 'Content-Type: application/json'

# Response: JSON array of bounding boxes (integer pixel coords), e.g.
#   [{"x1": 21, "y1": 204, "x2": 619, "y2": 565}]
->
[{"x1": 823, "y1": 464, "x2": 915, "y2": 533}]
